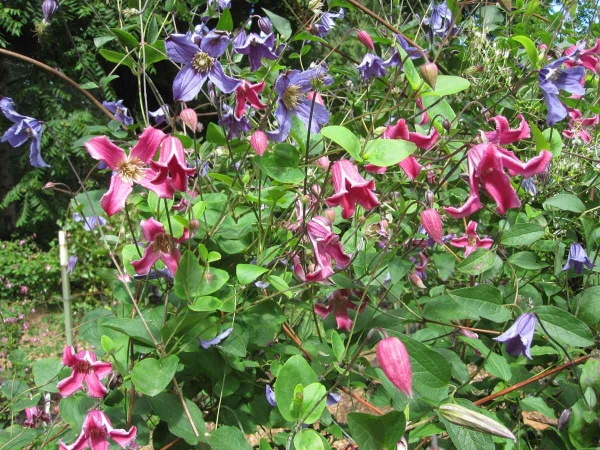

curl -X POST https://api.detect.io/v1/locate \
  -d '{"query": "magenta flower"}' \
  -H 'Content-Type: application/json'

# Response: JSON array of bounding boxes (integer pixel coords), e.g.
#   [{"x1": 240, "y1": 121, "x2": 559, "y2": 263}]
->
[
  {"x1": 494, "y1": 313, "x2": 537, "y2": 359},
  {"x1": 484, "y1": 114, "x2": 530, "y2": 146},
  {"x1": 234, "y1": 80, "x2": 266, "y2": 119},
  {"x1": 293, "y1": 216, "x2": 351, "y2": 282},
  {"x1": 24, "y1": 406, "x2": 49, "y2": 428},
  {"x1": 59, "y1": 409, "x2": 137, "y2": 450},
  {"x1": 377, "y1": 337, "x2": 412, "y2": 397},
  {"x1": 85, "y1": 127, "x2": 173, "y2": 216},
  {"x1": 57, "y1": 346, "x2": 112, "y2": 398},
  {"x1": 450, "y1": 221, "x2": 494, "y2": 257},
  {"x1": 131, "y1": 218, "x2": 189, "y2": 276},
  {"x1": 314, "y1": 289, "x2": 369, "y2": 331},
  {"x1": 444, "y1": 143, "x2": 552, "y2": 218},
  {"x1": 564, "y1": 38, "x2": 600, "y2": 73},
  {"x1": 325, "y1": 160, "x2": 380, "y2": 219},
  {"x1": 150, "y1": 136, "x2": 195, "y2": 192},
  {"x1": 562, "y1": 109, "x2": 599, "y2": 144}
]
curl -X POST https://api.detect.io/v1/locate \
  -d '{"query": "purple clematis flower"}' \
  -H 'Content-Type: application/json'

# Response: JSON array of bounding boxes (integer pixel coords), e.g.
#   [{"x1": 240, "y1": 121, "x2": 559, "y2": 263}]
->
[
  {"x1": 67, "y1": 255, "x2": 78, "y2": 275},
  {"x1": 538, "y1": 57, "x2": 586, "y2": 126},
  {"x1": 383, "y1": 35, "x2": 423, "y2": 69},
  {"x1": 424, "y1": 1, "x2": 457, "y2": 41},
  {"x1": 102, "y1": 100, "x2": 134, "y2": 125},
  {"x1": 42, "y1": 0, "x2": 59, "y2": 24},
  {"x1": 0, "y1": 97, "x2": 48, "y2": 168},
  {"x1": 265, "y1": 385, "x2": 277, "y2": 406},
  {"x1": 233, "y1": 31, "x2": 279, "y2": 72},
  {"x1": 207, "y1": 0, "x2": 231, "y2": 11},
  {"x1": 149, "y1": 104, "x2": 170, "y2": 125},
  {"x1": 220, "y1": 104, "x2": 251, "y2": 139},
  {"x1": 73, "y1": 213, "x2": 106, "y2": 231},
  {"x1": 267, "y1": 66, "x2": 332, "y2": 142},
  {"x1": 199, "y1": 327, "x2": 233, "y2": 349},
  {"x1": 311, "y1": 9, "x2": 344, "y2": 37},
  {"x1": 166, "y1": 29, "x2": 241, "y2": 102},
  {"x1": 562, "y1": 243, "x2": 595, "y2": 274},
  {"x1": 357, "y1": 54, "x2": 387, "y2": 80},
  {"x1": 494, "y1": 313, "x2": 537, "y2": 359}
]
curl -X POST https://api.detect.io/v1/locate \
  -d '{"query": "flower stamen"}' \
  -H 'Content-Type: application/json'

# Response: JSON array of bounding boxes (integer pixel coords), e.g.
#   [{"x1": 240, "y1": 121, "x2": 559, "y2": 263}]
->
[
  {"x1": 192, "y1": 51, "x2": 215, "y2": 72},
  {"x1": 282, "y1": 85, "x2": 303, "y2": 109},
  {"x1": 116, "y1": 157, "x2": 145, "y2": 183}
]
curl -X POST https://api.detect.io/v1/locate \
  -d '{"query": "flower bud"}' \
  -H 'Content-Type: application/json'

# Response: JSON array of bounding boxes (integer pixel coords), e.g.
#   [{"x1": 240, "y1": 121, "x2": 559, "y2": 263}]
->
[
  {"x1": 42, "y1": 0, "x2": 59, "y2": 24},
  {"x1": 376, "y1": 337, "x2": 412, "y2": 397},
  {"x1": 420, "y1": 208, "x2": 443, "y2": 244},
  {"x1": 258, "y1": 17, "x2": 272, "y2": 34},
  {"x1": 421, "y1": 62, "x2": 439, "y2": 90},
  {"x1": 307, "y1": 91, "x2": 324, "y2": 105},
  {"x1": 425, "y1": 190, "x2": 435, "y2": 209},
  {"x1": 443, "y1": 119, "x2": 452, "y2": 132},
  {"x1": 180, "y1": 108, "x2": 198, "y2": 131},
  {"x1": 438, "y1": 404, "x2": 516, "y2": 441},
  {"x1": 188, "y1": 219, "x2": 200, "y2": 232},
  {"x1": 408, "y1": 272, "x2": 426, "y2": 289},
  {"x1": 557, "y1": 409, "x2": 571, "y2": 431},
  {"x1": 357, "y1": 30, "x2": 375, "y2": 51},
  {"x1": 324, "y1": 208, "x2": 336, "y2": 223},
  {"x1": 498, "y1": 0, "x2": 512, "y2": 12},
  {"x1": 316, "y1": 156, "x2": 330, "y2": 170},
  {"x1": 250, "y1": 130, "x2": 268, "y2": 156}
]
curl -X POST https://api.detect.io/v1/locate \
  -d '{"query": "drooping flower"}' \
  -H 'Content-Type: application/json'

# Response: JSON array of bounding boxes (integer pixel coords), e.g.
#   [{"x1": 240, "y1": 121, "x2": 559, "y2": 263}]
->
[
  {"x1": 234, "y1": 80, "x2": 266, "y2": 119},
  {"x1": 562, "y1": 243, "x2": 595, "y2": 274},
  {"x1": 377, "y1": 336, "x2": 412, "y2": 397},
  {"x1": 150, "y1": 136, "x2": 195, "y2": 192},
  {"x1": 450, "y1": 221, "x2": 494, "y2": 257},
  {"x1": 493, "y1": 313, "x2": 537, "y2": 359},
  {"x1": 0, "y1": 97, "x2": 48, "y2": 168},
  {"x1": 73, "y1": 213, "x2": 106, "y2": 231},
  {"x1": 102, "y1": 100, "x2": 134, "y2": 126},
  {"x1": 267, "y1": 66, "x2": 332, "y2": 142},
  {"x1": 265, "y1": 385, "x2": 277, "y2": 406},
  {"x1": 357, "y1": 54, "x2": 387, "y2": 80},
  {"x1": 250, "y1": 130, "x2": 268, "y2": 156},
  {"x1": 57, "y1": 346, "x2": 113, "y2": 398},
  {"x1": 420, "y1": 208, "x2": 443, "y2": 244},
  {"x1": 24, "y1": 406, "x2": 49, "y2": 428},
  {"x1": 199, "y1": 327, "x2": 233, "y2": 349},
  {"x1": 325, "y1": 160, "x2": 380, "y2": 219},
  {"x1": 564, "y1": 38, "x2": 600, "y2": 73},
  {"x1": 67, "y1": 255, "x2": 78, "y2": 275},
  {"x1": 311, "y1": 9, "x2": 344, "y2": 37},
  {"x1": 149, "y1": 104, "x2": 170, "y2": 125},
  {"x1": 85, "y1": 127, "x2": 172, "y2": 216},
  {"x1": 206, "y1": 0, "x2": 231, "y2": 11},
  {"x1": 314, "y1": 289, "x2": 369, "y2": 331},
  {"x1": 131, "y1": 218, "x2": 189, "y2": 276},
  {"x1": 444, "y1": 143, "x2": 552, "y2": 218},
  {"x1": 166, "y1": 29, "x2": 241, "y2": 102},
  {"x1": 179, "y1": 108, "x2": 198, "y2": 131},
  {"x1": 562, "y1": 109, "x2": 599, "y2": 144},
  {"x1": 538, "y1": 57, "x2": 586, "y2": 126},
  {"x1": 357, "y1": 30, "x2": 375, "y2": 51},
  {"x1": 233, "y1": 31, "x2": 279, "y2": 72},
  {"x1": 42, "y1": 0, "x2": 59, "y2": 24},
  {"x1": 326, "y1": 392, "x2": 342, "y2": 406},
  {"x1": 424, "y1": 1, "x2": 457, "y2": 41},
  {"x1": 293, "y1": 216, "x2": 351, "y2": 282},
  {"x1": 219, "y1": 103, "x2": 251, "y2": 139},
  {"x1": 522, "y1": 177, "x2": 537, "y2": 196},
  {"x1": 484, "y1": 114, "x2": 530, "y2": 145},
  {"x1": 383, "y1": 34, "x2": 422, "y2": 69},
  {"x1": 58, "y1": 409, "x2": 137, "y2": 450}
]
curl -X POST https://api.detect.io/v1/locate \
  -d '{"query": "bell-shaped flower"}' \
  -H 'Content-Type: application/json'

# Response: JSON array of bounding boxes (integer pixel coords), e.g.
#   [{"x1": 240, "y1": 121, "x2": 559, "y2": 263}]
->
[
  {"x1": 357, "y1": 54, "x2": 386, "y2": 80},
  {"x1": 0, "y1": 97, "x2": 48, "y2": 168},
  {"x1": 57, "y1": 346, "x2": 113, "y2": 398},
  {"x1": 311, "y1": 8, "x2": 344, "y2": 37},
  {"x1": 73, "y1": 213, "x2": 106, "y2": 231},
  {"x1": 383, "y1": 35, "x2": 422, "y2": 69},
  {"x1": 85, "y1": 127, "x2": 172, "y2": 216},
  {"x1": 149, "y1": 104, "x2": 170, "y2": 125},
  {"x1": 325, "y1": 160, "x2": 380, "y2": 219},
  {"x1": 233, "y1": 31, "x2": 278, "y2": 72},
  {"x1": 424, "y1": 1, "x2": 457, "y2": 41},
  {"x1": 131, "y1": 218, "x2": 189, "y2": 276},
  {"x1": 199, "y1": 327, "x2": 233, "y2": 349},
  {"x1": 484, "y1": 114, "x2": 530, "y2": 146},
  {"x1": 562, "y1": 242, "x2": 595, "y2": 274},
  {"x1": 150, "y1": 136, "x2": 195, "y2": 192},
  {"x1": 267, "y1": 66, "x2": 332, "y2": 142},
  {"x1": 206, "y1": 0, "x2": 231, "y2": 11},
  {"x1": 42, "y1": 0, "x2": 59, "y2": 24},
  {"x1": 234, "y1": 80, "x2": 266, "y2": 119},
  {"x1": 24, "y1": 406, "x2": 49, "y2": 428},
  {"x1": 102, "y1": 100, "x2": 134, "y2": 126},
  {"x1": 564, "y1": 38, "x2": 600, "y2": 73},
  {"x1": 377, "y1": 337, "x2": 412, "y2": 397},
  {"x1": 450, "y1": 221, "x2": 493, "y2": 257},
  {"x1": 493, "y1": 313, "x2": 537, "y2": 359},
  {"x1": 314, "y1": 289, "x2": 369, "y2": 331},
  {"x1": 562, "y1": 109, "x2": 599, "y2": 144},
  {"x1": 219, "y1": 103, "x2": 251, "y2": 139},
  {"x1": 538, "y1": 57, "x2": 586, "y2": 125},
  {"x1": 58, "y1": 409, "x2": 137, "y2": 450},
  {"x1": 166, "y1": 29, "x2": 241, "y2": 102}
]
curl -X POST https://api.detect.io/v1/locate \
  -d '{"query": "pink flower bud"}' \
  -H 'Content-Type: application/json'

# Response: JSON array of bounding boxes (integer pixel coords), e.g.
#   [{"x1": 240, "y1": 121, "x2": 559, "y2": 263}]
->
[
  {"x1": 376, "y1": 337, "x2": 412, "y2": 397},
  {"x1": 324, "y1": 208, "x2": 337, "y2": 223},
  {"x1": 316, "y1": 156, "x2": 330, "y2": 170},
  {"x1": 179, "y1": 108, "x2": 198, "y2": 131},
  {"x1": 420, "y1": 208, "x2": 443, "y2": 244},
  {"x1": 408, "y1": 271, "x2": 426, "y2": 289},
  {"x1": 357, "y1": 30, "x2": 375, "y2": 51},
  {"x1": 421, "y1": 62, "x2": 439, "y2": 90},
  {"x1": 250, "y1": 130, "x2": 268, "y2": 156},
  {"x1": 307, "y1": 91, "x2": 324, "y2": 105}
]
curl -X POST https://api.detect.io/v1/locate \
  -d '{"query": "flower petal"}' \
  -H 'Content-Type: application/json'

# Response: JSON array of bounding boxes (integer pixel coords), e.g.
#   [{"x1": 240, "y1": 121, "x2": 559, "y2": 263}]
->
[
  {"x1": 100, "y1": 176, "x2": 133, "y2": 217},
  {"x1": 173, "y1": 65, "x2": 207, "y2": 102},
  {"x1": 85, "y1": 137, "x2": 126, "y2": 170},
  {"x1": 130, "y1": 127, "x2": 166, "y2": 162}
]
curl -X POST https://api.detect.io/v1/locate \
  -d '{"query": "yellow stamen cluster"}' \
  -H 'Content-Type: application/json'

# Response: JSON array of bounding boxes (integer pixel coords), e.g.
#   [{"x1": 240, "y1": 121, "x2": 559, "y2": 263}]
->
[
  {"x1": 116, "y1": 157, "x2": 145, "y2": 183},
  {"x1": 192, "y1": 51, "x2": 215, "y2": 73},
  {"x1": 282, "y1": 85, "x2": 303, "y2": 110}
]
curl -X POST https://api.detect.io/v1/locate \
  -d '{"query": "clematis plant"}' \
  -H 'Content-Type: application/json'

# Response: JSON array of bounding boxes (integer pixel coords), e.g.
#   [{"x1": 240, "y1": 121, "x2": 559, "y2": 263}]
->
[
  {"x1": 325, "y1": 160, "x2": 380, "y2": 219},
  {"x1": 562, "y1": 243, "x2": 595, "y2": 274},
  {"x1": 58, "y1": 409, "x2": 137, "y2": 450},
  {"x1": 234, "y1": 80, "x2": 266, "y2": 119},
  {"x1": 494, "y1": 313, "x2": 537, "y2": 359},
  {"x1": 57, "y1": 346, "x2": 112, "y2": 398},
  {"x1": 102, "y1": 100, "x2": 134, "y2": 126},
  {"x1": 538, "y1": 57, "x2": 586, "y2": 126},
  {"x1": 150, "y1": 135, "x2": 195, "y2": 192},
  {"x1": 450, "y1": 221, "x2": 494, "y2": 257},
  {"x1": 233, "y1": 31, "x2": 279, "y2": 72},
  {"x1": 357, "y1": 54, "x2": 387, "y2": 80},
  {"x1": 314, "y1": 289, "x2": 369, "y2": 331},
  {"x1": 562, "y1": 109, "x2": 599, "y2": 144}
]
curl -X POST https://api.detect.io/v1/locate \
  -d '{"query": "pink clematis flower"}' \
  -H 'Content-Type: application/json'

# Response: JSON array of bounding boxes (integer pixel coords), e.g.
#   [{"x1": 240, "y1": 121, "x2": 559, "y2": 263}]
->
[
  {"x1": 325, "y1": 160, "x2": 380, "y2": 219},
  {"x1": 234, "y1": 80, "x2": 267, "y2": 119},
  {"x1": 450, "y1": 220, "x2": 494, "y2": 257},
  {"x1": 562, "y1": 109, "x2": 599, "y2": 144},
  {"x1": 484, "y1": 114, "x2": 530, "y2": 146},
  {"x1": 314, "y1": 289, "x2": 369, "y2": 331},
  {"x1": 59, "y1": 409, "x2": 137, "y2": 450},
  {"x1": 565, "y1": 38, "x2": 600, "y2": 73},
  {"x1": 150, "y1": 136, "x2": 195, "y2": 192},
  {"x1": 131, "y1": 218, "x2": 189, "y2": 276},
  {"x1": 85, "y1": 127, "x2": 172, "y2": 216},
  {"x1": 293, "y1": 216, "x2": 351, "y2": 282},
  {"x1": 445, "y1": 141, "x2": 551, "y2": 218},
  {"x1": 24, "y1": 406, "x2": 49, "y2": 428},
  {"x1": 57, "y1": 346, "x2": 112, "y2": 398}
]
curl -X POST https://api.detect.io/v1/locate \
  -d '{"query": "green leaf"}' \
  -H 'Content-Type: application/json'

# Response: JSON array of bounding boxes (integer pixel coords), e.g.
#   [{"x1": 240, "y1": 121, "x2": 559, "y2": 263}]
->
[
  {"x1": 262, "y1": 8, "x2": 292, "y2": 39},
  {"x1": 529, "y1": 122, "x2": 551, "y2": 153},
  {"x1": 149, "y1": 393, "x2": 207, "y2": 445},
  {"x1": 103, "y1": 318, "x2": 162, "y2": 346},
  {"x1": 449, "y1": 285, "x2": 511, "y2": 323},
  {"x1": 508, "y1": 251, "x2": 548, "y2": 270},
  {"x1": 255, "y1": 143, "x2": 304, "y2": 183},
  {"x1": 174, "y1": 251, "x2": 203, "y2": 301},
  {"x1": 197, "y1": 267, "x2": 229, "y2": 296},
  {"x1": 542, "y1": 127, "x2": 562, "y2": 156},
  {"x1": 189, "y1": 296, "x2": 223, "y2": 311},
  {"x1": 501, "y1": 223, "x2": 544, "y2": 246},
  {"x1": 543, "y1": 194, "x2": 585, "y2": 213},
  {"x1": 131, "y1": 355, "x2": 179, "y2": 396},
  {"x1": 347, "y1": 411, "x2": 405, "y2": 450},
  {"x1": 457, "y1": 248, "x2": 497, "y2": 275},
  {"x1": 0, "y1": 427, "x2": 36, "y2": 450},
  {"x1": 330, "y1": 330, "x2": 345, "y2": 362},
  {"x1": 300, "y1": 382, "x2": 328, "y2": 424},
  {"x1": 216, "y1": 8, "x2": 233, "y2": 31},
  {"x1": 511, "y1": 35, "x2": 539, "y2": 67},
  {"x1": 208, "y1": 426, "x2": 252, "y2": 450},
  {"x1": 236, "y1": 264, "x2": 268, "y2": 284},
  {"x1": 32, "y1": 358, "x2": 62, "y2": 392},
  {"x1": 321, "y1": 126, "x2": 362, "y2": 161},
  {"x1": 422, "y1": 75, "x2": 470, "y2": 96},
  {"x1": 111, "y1": 28, "x2": 139, "y2": 49},
  {"x1": 441, "y1": 418, "x2": 494, "y2": 450},
  {"x1": 144, "y1": 42, "x2": 167, "y2": 65},
  {"x1": 363, "y1": 138, "x2": 416, "y2": 167},
  {"x1": 59, "y1": 395, "x2": 97, "y2": 430},
  {"x1": 146, "y1": 16, "x2": 159, "y2": 44},
  {"x1": 577, "y1": 286, "x2": 600, "y2": 325},
  {"x1": 294, "y1": 429, "x2": 328, "y2": 450},
  {"x1": 99, "y1": 49, "x2": 136, "y2": 71},
  {"x1": 461, "y1": 337, "x2": 512, "y2": 381},
  {"x1": 259, "y1": 439, "x2": 274, "y2": 450},
  {"x1": 94, "y1": 35, "x2": 116, "y2": 48},
  {"x1": 274, "y1": 355, "x2": 318, "y2": 422},
  {"x1": 206, "y1": 122, "x2": 227, "y2": 145},
  {"x1": 534, "y1": 306, "x2": 594, "y2": 348},
  {"x1": 398, "y1": 47, "x2": 421, "y2": 90},
  {"x1": 520, "y1": 397, "x2": 556, "y2": 418}
]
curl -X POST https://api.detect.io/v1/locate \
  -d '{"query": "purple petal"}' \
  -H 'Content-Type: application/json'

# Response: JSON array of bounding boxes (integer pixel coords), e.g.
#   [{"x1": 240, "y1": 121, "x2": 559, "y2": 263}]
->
[
  {"x1": 199, "y1": 327, "x2": 233, "y2": 349},
  {"x1": 208, "y1": 62, "x2": 241, "y2": 94},
  {"x1": 201, "y1": 30, "x2": 231, "y2": 58},
  {"x1": 166, "y1": 33, "x2": 197, "y2": 64},
  {"x1": 173, "y1": 65, "x2": 208, "y2": 102}
]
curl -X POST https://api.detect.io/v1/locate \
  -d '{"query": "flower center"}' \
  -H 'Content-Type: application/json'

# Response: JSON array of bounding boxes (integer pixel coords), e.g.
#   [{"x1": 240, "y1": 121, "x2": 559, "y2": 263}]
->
[
  {"x1": 282, "y1": 85, "x2": 303, "y2": 110},
  {"x1": 192, "y1": 51, "x2": 215, "y2": 72},
  {"x1": 116, "y1": 157, "x2": 145, "y2": 183},
  {"x1": 76, "y1": 360, "x2": 92, "y2": 374},
  {"x1": 153, "y1": 233, "x2": 173, "y2": 254}
]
